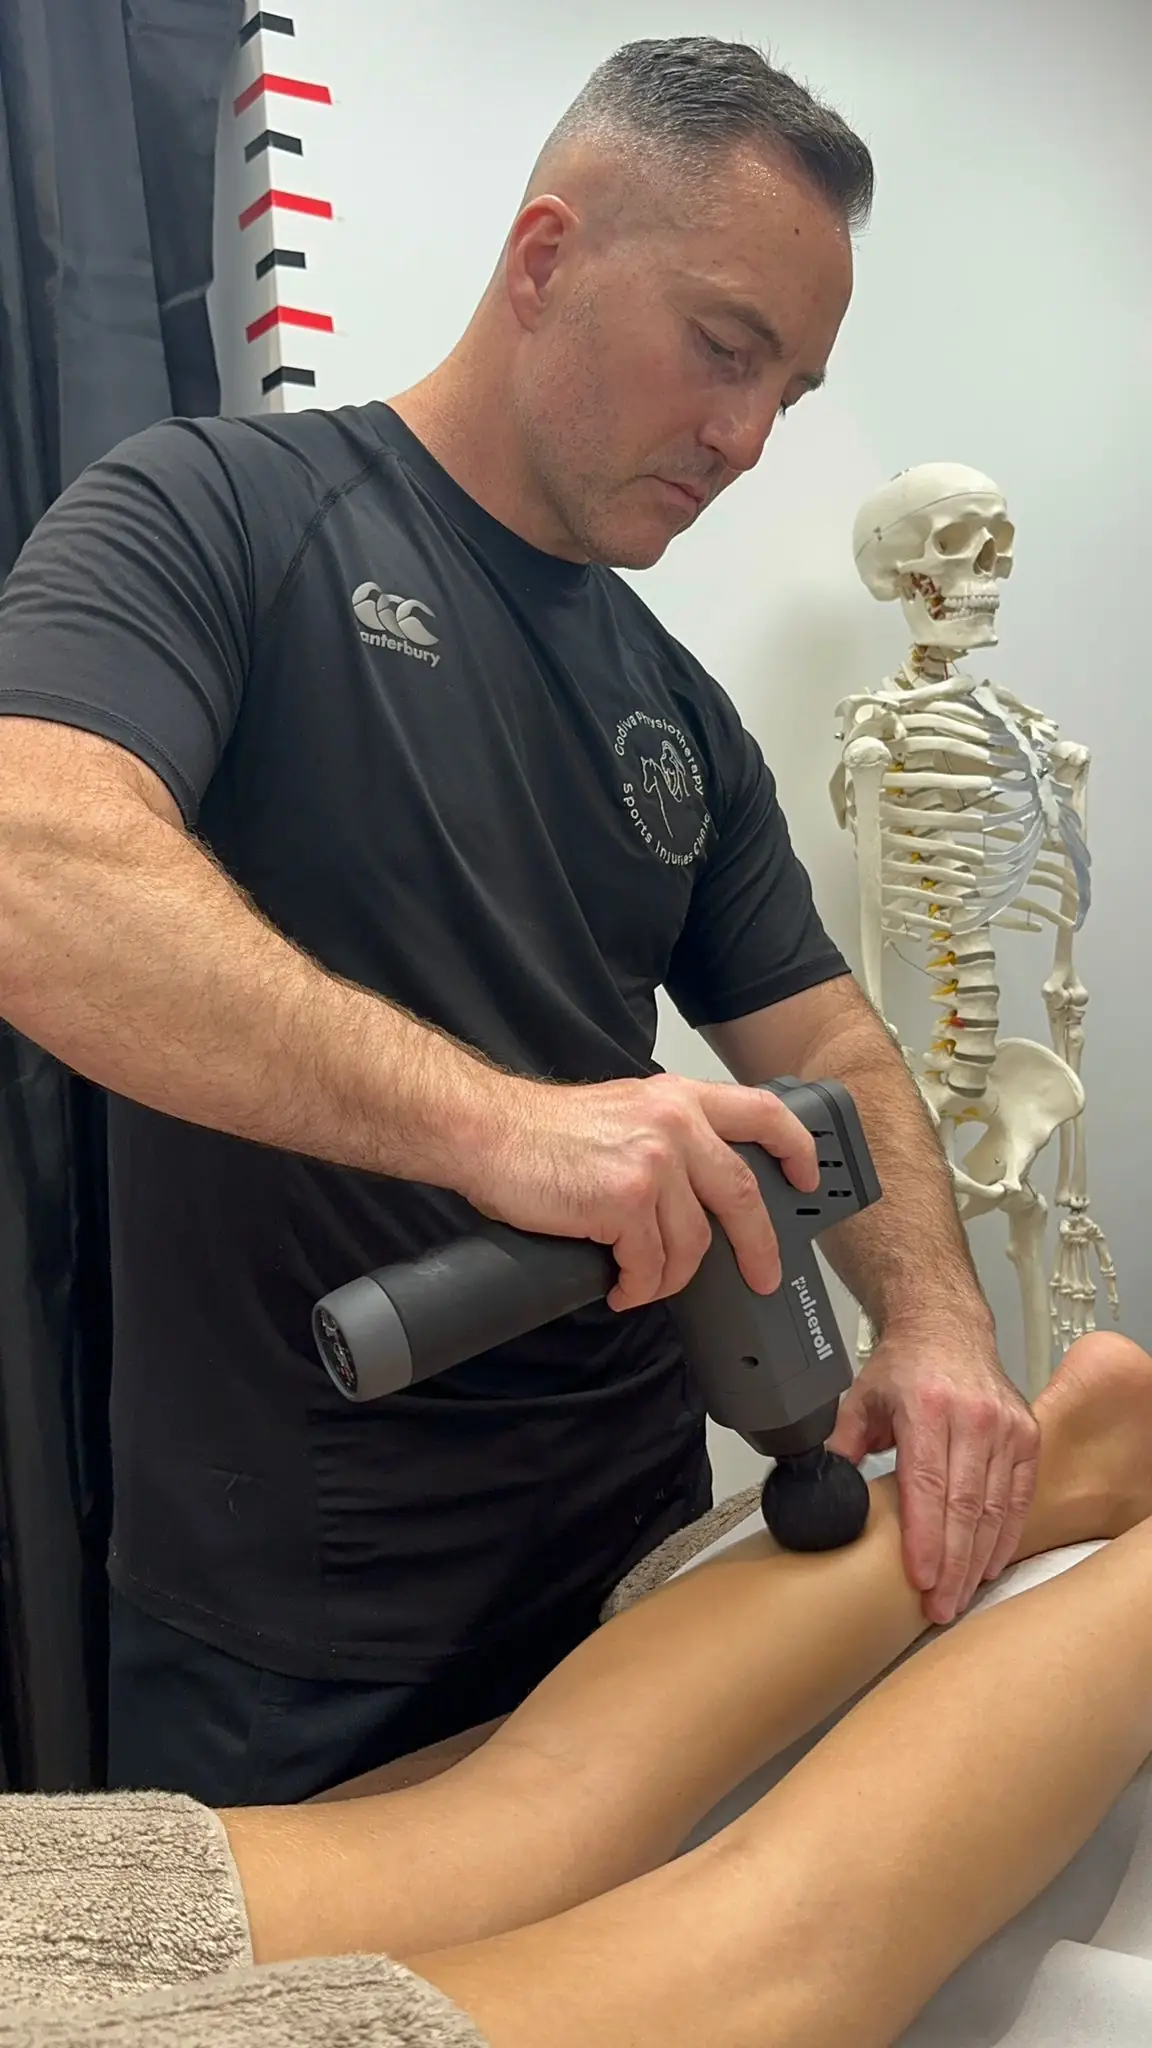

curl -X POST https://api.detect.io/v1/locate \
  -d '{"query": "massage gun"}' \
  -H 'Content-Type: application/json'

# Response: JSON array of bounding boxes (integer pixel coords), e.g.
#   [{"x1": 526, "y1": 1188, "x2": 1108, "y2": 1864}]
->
[{"x1": 312, "y1": 1080, "x2": 883, "y2": 1550}]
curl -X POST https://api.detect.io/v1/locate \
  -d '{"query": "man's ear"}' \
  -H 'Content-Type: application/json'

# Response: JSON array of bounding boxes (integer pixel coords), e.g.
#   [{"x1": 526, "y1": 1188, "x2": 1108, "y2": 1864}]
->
[{"x1": 504, "y1": 195, "x2": 577, "y2": 331}]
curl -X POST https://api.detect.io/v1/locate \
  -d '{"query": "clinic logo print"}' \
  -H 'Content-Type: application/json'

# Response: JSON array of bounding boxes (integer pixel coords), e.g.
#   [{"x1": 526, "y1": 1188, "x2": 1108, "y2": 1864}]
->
[
  {"x1": 613, "y1": 709, "x2": 713, "y2": 870},
  {"x1": 352, "y1": 582, "x2": 441, "y2": 667}
]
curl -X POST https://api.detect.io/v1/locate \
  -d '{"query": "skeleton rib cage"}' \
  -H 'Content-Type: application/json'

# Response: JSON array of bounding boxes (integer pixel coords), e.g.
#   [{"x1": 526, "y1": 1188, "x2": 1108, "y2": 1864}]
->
[{"x1": 839, "y1": 671, "x2": 1090, "y2": 1091}]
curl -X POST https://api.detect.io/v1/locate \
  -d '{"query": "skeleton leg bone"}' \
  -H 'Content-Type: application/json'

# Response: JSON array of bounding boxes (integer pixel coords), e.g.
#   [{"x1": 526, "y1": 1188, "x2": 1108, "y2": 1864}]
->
[{"x1": 1005, "y1": 1189, "x2": 1055, "y2": 1402}]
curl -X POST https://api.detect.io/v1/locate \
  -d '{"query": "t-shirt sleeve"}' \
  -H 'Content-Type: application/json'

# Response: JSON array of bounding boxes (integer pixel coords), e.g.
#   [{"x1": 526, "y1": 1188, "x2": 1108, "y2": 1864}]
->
[
  {"x1": 0, "y1": 419, "x2": 255, "y2": 824},
  {"x1": 665, "y1": 718, "x2": 848, "y2": 1028}
]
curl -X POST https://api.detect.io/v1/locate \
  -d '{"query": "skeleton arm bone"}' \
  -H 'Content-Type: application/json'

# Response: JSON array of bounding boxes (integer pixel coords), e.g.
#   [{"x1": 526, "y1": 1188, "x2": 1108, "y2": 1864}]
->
[
  {"x1": 839, "y1": 734, "x2": 893, "y2": 1011},
  {"x1": 1039, "y1": 742, "x2": 1119, "y2": 1344}
]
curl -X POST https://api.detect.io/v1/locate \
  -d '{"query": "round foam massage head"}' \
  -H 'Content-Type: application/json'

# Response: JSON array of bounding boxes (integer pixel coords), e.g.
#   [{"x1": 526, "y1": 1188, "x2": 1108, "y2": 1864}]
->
[{"x1": 761, "y1": 1448, "x2": 870, "y2": 1552}]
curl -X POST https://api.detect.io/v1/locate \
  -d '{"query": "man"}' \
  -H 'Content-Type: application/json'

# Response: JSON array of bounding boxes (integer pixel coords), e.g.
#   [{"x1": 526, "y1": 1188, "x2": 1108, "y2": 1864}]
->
[{"x1": 0, "y1": 37, "x2": 1038, "y2": 1804}]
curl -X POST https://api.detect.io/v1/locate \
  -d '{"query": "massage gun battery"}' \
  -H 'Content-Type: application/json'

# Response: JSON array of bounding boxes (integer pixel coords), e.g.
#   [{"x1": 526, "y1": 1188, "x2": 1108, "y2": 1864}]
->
[{"x1": 313, "y1": 1079, "x2": 881, "y2": 1467}]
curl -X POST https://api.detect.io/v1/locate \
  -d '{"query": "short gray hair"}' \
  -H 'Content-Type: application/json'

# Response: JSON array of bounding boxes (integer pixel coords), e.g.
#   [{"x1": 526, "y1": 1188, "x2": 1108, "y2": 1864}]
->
[{"x1": 544, "y1": 37, "x2": 874, "y2": 233}]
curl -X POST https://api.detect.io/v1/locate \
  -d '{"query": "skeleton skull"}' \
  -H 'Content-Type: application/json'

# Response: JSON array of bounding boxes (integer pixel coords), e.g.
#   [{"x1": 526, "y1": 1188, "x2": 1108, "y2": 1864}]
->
[{"x1": 853, "y1": 463, "x2": 1015, "y2": 652}]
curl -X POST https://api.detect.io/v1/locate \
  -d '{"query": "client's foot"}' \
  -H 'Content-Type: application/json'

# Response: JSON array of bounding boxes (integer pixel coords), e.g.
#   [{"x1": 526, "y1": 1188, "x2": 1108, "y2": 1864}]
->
[{"x1": 1017, "y1": 1333, "x2": 1152, "y2": 1557}]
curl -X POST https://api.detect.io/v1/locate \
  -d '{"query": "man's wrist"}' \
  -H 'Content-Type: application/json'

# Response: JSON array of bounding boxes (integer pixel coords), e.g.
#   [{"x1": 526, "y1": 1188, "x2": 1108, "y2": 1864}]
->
[
  {"x1": 874, "y1": 1286, "x2": 998, "y2": 1352},
  {"x1": 414, "y1": 1049, "x2": 532, "y2": 1199}
]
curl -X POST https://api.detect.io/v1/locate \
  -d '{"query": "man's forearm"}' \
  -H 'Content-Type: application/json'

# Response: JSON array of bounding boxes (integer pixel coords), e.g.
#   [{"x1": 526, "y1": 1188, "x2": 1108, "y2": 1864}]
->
[
  {"x1": 0, "y1": 794, "x2": 508, "y2": 1188},
  {"x1": 799, "y1": 1006, "x2": 994, "y2": 1342}
]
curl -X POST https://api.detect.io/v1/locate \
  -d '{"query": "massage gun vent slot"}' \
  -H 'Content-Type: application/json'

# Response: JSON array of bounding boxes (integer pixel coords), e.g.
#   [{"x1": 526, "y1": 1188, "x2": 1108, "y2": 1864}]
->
[{"x1": 796, "y1": 1184, "x2": 853, "y2": 1214}]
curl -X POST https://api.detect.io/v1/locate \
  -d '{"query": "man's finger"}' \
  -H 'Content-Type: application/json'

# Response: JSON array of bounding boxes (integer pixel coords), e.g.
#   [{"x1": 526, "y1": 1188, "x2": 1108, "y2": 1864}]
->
[
  {"x1": 649, "y1": 1184, "x2": 713, "y2": 1303},
  {"x1": 608, "y1": 1212, "x2": 667, "y2": 1311},
  {"x1": 927, "y1": 1425, "x2": 997, "y2": 1625},
  {"x1": 696, "y1": 1083, "x2": 820, "y2": 1192},
  {"x1": 957, "y1": 1437, "x2": 1015, "y2": 1612},
  {"x1": 984, "y1": 1432, "x2": 1041, "y2": 1583},
  {"x1": 895, "y1": 1401, "x2": 950, "y2": 1595},
  {"x1": 689, "y1": 1142, "x2": 782, "y2": 1296}
]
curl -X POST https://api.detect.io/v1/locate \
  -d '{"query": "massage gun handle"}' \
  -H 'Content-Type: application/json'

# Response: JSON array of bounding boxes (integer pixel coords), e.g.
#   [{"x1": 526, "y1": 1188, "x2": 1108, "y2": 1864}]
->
[
  {"x1": 668, "y1": 1080, "x2": 880, "y2": 1458},
  {"x1": 314, "y1": 1224, "x2": 616, "y2": 1402},
  {"x1": 312, "y1": 1078, "x2": 882, "y2": 1413}
]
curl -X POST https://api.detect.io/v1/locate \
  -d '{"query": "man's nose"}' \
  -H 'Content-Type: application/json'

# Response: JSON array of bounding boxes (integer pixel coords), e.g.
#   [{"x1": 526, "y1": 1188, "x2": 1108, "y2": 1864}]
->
[{"x1": 702, "y1": 394, "x2": 783, "y2": 477}]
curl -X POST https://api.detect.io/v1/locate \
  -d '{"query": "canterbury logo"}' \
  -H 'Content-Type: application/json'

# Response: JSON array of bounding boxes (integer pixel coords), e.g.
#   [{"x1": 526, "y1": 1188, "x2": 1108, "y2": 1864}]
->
[{"x1": 352, "y1": 582, "x2": 441, "y2": 666}]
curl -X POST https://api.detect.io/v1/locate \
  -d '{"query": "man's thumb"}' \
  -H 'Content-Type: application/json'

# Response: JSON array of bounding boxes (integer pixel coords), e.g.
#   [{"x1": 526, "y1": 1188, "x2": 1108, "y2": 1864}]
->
[{"x1": 826, "y1": 1387, "x2": 873, "y2": 1465}]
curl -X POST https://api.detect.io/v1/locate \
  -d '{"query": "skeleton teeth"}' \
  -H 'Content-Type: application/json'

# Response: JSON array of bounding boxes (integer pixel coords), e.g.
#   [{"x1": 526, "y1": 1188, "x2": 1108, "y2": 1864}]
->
[{"x1": 941, "y1": 594, "x2": 999, "y2": 613}]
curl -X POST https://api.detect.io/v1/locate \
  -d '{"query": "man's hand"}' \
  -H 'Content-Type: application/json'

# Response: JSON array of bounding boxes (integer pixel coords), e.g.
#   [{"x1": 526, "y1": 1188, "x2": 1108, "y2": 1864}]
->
[
  {"x1": 461, "y1": 1072, "x2": 820, "y2": 1312},
  {"x1": 827, "y1": 1330, "x2": 1041, "y2": 1626}
]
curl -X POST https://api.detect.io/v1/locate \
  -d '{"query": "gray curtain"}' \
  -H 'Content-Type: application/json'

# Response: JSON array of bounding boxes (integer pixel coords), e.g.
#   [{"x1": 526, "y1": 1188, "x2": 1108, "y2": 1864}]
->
[{"x1": 0, "y1": 0, "x2": 242, "y2": 1790}]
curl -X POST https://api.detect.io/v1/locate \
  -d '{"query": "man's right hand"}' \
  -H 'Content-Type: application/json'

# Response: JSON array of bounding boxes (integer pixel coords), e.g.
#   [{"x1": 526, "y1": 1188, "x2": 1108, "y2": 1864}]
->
[{"x1": 459, "y1": 1073, "x2": 821, "y2": 1313}]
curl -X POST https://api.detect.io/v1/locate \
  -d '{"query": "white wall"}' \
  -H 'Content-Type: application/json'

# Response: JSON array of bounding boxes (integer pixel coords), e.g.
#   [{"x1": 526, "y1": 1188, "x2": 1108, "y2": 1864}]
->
[{"x1": 217, "y1": 0, "x2": 1152, "y2": 1500}]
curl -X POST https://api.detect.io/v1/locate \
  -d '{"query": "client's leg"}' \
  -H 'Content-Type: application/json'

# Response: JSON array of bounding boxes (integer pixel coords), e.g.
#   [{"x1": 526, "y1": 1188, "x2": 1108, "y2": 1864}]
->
[
  {"x1": 413, "y1": 1490, "x2": 1152, "y2": 2047},
  {"x1": 226, "y1": 1333, "x2": 1152, "y2": 1970}
]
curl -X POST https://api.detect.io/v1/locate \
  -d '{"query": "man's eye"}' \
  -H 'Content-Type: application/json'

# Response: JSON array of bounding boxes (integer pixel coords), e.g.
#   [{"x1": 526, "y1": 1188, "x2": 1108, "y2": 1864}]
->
[{"x1": 698, "y1": 328, "x2": 739, "y2": 364}]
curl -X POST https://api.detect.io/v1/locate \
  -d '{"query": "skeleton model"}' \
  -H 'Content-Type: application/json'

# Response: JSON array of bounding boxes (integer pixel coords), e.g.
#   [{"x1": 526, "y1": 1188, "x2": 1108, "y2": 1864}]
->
[{"x1": 831, "y1": 464, "x2": 1118, "y2": 1395}]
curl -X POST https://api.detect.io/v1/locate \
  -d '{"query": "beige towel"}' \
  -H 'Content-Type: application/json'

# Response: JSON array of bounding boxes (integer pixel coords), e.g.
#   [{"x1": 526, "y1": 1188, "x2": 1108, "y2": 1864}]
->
[
  {"x1": 602, "y1": 1485, "x2": 761, "y2": 1621},
  {"x1": 0, "y1": 1793, "x2": 488, "y2": 2048},
  {"x1": 0, "y1": 1793, "x2": 251, "y2": 2008},
  {"x1": 0, "y1": 1955, "x2": 487, "y2": 2047},
  {"x1": 0, "y1": 1498, "x2": 767, "y2": 2045}
]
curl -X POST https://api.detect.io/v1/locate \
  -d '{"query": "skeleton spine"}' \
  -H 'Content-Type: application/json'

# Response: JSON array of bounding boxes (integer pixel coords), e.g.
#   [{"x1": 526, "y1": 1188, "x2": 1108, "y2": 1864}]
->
[{"x1": 925, "y1": 926, "x2": 1000, "y2": 1099}]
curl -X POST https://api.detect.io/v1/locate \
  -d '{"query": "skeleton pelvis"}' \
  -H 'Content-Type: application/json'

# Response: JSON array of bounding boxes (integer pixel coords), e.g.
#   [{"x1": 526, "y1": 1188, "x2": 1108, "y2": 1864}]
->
[{"x1": 920, "y1": 1037, "x2": 1084, "y2": 1218}]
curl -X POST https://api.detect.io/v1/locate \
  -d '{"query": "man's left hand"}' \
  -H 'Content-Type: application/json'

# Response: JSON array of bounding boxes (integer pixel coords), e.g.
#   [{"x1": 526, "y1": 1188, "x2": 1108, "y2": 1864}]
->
[{"x1": 826, "y1": 1331, "x2": 1041, "y2": 1626}]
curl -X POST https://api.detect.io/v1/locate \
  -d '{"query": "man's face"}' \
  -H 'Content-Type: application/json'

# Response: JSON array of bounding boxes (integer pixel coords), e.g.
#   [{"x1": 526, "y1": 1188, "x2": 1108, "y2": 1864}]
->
[{"x1": 508, "y1": 147, "x2": 854, "y2": 569}]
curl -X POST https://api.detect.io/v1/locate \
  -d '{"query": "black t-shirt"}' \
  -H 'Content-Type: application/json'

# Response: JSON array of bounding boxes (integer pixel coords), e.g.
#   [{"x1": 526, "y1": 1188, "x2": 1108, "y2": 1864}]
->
[{"x1": 0, "y1": 404, "x2": 847, "y2": 1681}]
